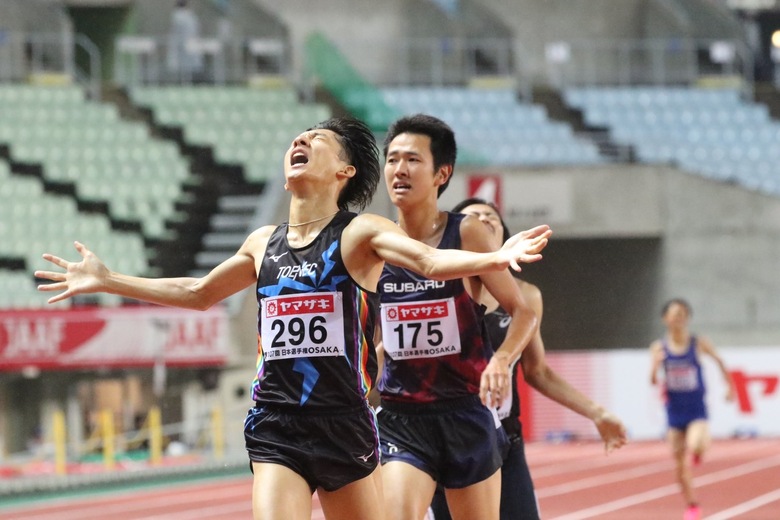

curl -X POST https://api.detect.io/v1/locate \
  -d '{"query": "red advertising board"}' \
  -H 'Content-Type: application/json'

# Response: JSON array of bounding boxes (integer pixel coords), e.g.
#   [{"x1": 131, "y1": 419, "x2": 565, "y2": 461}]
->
[{"x1": 467, "y1": 174, "x2": 503, "y2": 213}]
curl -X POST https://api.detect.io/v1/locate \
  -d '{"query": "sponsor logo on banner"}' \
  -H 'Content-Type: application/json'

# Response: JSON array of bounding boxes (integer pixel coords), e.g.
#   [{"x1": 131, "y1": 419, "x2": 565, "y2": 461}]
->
[
  {"x1": 0, "y1": 315, "x2": 105, "y2": 360},
  {"x1": 162, "y1": 316, "x2": 224, "y2": 358},
  {"x1": 731, "y1": 370, "x2": 779, "y2": 413},
  {"x1": 0, "y1": 308, "x2": 228, "y2": 371}
]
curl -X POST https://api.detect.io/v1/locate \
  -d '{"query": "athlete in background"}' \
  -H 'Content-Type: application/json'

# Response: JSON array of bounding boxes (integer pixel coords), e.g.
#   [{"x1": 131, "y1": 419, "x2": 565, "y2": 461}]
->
[
  {"x1": 650, "y1": 298, "x2": 735, "y2": 520},
  {"x1": 430, "y1": 198, "x2": 627, "y2": 520}
]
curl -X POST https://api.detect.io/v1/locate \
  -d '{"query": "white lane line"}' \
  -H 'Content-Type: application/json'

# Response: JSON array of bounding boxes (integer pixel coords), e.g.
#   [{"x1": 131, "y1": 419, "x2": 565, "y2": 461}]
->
[
  {"x1": 530, "y1": 447, "x2": 668, "y2": 478},
  {"x1": 548, "y1": 454, "x2": 780, "y2": 520},
  {"x1": 536, "y1": 460, "x2": 672, "y2": 498},
  {"x1": 536, "y1": 437, "x2": 767, "y2": 498},
  {"x1": 707, "y1": 489, "x2": 780, "y2": 520},
  {"x1": 9, "y1": 485, "x2": 249, "y2": 520}
]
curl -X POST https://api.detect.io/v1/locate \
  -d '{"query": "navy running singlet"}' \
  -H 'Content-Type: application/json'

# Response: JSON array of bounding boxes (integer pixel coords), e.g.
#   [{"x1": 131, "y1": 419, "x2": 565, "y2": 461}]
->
[
  {"x1": 484, "y1": 304, "x2": 522, "y2": 435},
  {"x1": 662, "y1": 335, "x2": 707, "y2": 425},
  {"x1": 253, "y1": 211, "x2": 379, "y2": 408},
  {"x1": 378, "y1": 212, "x2": 491, "y2": 403}
]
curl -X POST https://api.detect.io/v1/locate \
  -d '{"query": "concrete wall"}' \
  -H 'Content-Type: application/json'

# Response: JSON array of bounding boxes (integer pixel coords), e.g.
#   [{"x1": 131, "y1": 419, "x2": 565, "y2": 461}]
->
[
  {"x1": 436, "y1": 163, "x2": 780, "y2": 348},
  {"x1": 474, "y1": 0, "x2": 649, "y2": 84},
  {"x1": 254, "y1": 0, "x2": 514, "y2": 86},
  {"x1": 254, "y1": 0, "x2": 408, "y2": 85},
  {"x1": 253, "y1": 0, "x2": 742, "y2": 87}
]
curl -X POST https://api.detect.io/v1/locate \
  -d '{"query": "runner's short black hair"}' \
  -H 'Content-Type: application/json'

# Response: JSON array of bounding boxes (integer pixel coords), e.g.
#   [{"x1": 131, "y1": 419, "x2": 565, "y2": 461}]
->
[
  {"x1": 661, "y1": 298, "x2": 692, "y2": 317},
  {"x1": 383, "y1": 114, "x2": 457, "y2": 197},
  {"x1": 312, "y1": 118, "x2": 380, "y2": 211},
  {"x1": 452, "y1": 197, "x2": 510, "y2": 243}
]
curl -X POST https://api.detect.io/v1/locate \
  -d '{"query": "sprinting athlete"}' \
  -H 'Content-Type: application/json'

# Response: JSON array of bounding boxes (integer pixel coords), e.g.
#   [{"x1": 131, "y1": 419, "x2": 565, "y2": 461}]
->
[
  {"x1": 36, "y1": 117, "x2": 551, "y2": 520},
  {"x1": 377, "y1": 114, "x2": 540, "y2": 520},
  {"x1": 650, "y1": 298, "x2": 735, "y2": 520}
]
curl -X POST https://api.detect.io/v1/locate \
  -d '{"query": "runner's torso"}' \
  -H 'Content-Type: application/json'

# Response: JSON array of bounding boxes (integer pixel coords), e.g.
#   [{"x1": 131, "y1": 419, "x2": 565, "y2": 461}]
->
[
  {"x1": 378, "y1": 212, "x2": 492, "y2": 403},
  {"x1": 253, "y1": 211, "x2": 379, "y2": 408}
]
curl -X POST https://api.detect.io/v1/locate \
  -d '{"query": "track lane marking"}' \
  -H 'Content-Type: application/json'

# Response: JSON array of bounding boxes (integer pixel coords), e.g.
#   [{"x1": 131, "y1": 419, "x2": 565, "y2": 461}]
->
[{"x1": 548, "y1": 453, "x2": 780, "y2": 520}]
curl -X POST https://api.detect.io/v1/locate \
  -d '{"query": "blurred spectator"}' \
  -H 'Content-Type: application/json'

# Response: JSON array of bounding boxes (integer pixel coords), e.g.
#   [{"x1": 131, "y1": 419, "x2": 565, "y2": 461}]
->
[{"x1": 167, "y1": 0, "x2": 203, "y2": 82}]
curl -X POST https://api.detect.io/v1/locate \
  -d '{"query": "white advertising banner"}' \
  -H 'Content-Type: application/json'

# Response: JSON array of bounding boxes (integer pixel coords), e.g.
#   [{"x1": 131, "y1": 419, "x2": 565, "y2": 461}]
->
[
  {"x1": 526, "y1": 347, "x2": 780, "y2": 441},
  {"x1": 0, "y1": 306, "x2": 229, "y2": 370}
]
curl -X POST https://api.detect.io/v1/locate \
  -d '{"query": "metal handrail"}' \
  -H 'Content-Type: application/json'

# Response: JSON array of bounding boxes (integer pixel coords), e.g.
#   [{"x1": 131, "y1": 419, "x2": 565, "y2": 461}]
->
[
  {"x1": 113, "y1": 34, "x2": 288, "y2": 86},
  {"x1": 0, "y1": 31, "x2": 101, "y2": 100},
  {"x1": 545, "y1": 37, "x2": 754, "y2": 97}
]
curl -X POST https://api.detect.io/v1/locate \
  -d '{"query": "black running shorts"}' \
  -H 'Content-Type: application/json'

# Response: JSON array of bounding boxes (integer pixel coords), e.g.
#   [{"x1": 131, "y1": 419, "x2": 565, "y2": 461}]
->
[{"x1": 244, "y1": 402, "x2": 379, "y2": 492}]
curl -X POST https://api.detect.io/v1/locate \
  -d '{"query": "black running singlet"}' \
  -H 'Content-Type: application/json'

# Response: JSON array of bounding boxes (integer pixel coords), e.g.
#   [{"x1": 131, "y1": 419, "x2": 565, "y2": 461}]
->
[
  {"x1": 484, "y1": 304, "x2": 522, "y2": 434},
  {"x1": 252, "y1": 211, "x2": 379, "y2": 408}
]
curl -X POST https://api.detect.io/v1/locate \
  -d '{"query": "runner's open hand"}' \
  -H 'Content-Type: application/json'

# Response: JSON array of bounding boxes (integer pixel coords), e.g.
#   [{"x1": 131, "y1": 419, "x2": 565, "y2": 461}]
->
[
  {"x1": 500, "y1": 224, "x2": 552, "y2": 271},
  {"x1": 36, "y1": 241, "x2": 109, "y2": 304}
]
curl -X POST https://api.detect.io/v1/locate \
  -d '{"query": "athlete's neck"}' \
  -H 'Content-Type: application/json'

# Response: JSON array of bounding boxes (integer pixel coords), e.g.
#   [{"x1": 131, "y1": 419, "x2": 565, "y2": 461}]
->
[
  {"x1": 396, "y1": 207, "x2": 447, "y2": 245},
  {"x1": 286, "y1": 200, "x2": 340, "y2": 247},
  {"x1": 667, "y1": 329, "x2": 690, "y2": 346}
]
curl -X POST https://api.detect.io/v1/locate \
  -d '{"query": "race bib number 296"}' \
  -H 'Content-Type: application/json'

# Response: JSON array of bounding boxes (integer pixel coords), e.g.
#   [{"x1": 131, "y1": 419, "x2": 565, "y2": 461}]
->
[
  {"x1": 260, "y1": 292, "x2": 345, "y2": 360},
  {"x1": 381, "y1": 297, "x2": 462, "y2": 360}
]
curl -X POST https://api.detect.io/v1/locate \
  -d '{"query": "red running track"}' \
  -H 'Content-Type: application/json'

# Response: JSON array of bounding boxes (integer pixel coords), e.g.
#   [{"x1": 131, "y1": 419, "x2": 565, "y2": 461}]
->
[
  {"x1": 530, "y1": 437, "x2": 780, "y2": 520},
  {"x1": 2, "y1": 438, "x2": 778, "y2": 519}
]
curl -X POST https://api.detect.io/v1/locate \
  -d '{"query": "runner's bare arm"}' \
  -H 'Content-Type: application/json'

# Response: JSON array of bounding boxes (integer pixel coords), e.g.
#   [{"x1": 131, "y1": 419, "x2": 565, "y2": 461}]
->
[
  {"x1": 36, "y1": 227, "x2": 273, "y2": 309},
  {"x1": 698, "y1": 337, "x2": 736, "y2": 401},
  {"x1": 348, "y1": 214, "x2": 551, "y2": 281},
  {"x1": 649, "y1": 341, "x2": 664, "y2": 386}
]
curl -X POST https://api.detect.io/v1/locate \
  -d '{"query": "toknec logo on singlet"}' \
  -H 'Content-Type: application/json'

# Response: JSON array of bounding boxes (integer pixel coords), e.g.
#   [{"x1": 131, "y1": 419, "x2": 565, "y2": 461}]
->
[
  {"x1": 260, "y1": 292, "x2": 345, "y2": 360},
  {"x1": 382, "y1": 280, "x2": 446, "y2": 293},
  {"x1": 276, "y1": 261, "x2": 318, "y2": 280}
]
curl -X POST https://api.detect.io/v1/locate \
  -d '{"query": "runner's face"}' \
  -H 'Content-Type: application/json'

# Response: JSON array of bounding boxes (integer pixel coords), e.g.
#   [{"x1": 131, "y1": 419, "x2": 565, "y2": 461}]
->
[
  {"x1": 663, "y1": 303, "x2": 690, "y2": 331},
  {"x1": 384, "y1": 132, "x2": 442, "y2": 208},
  {"x1": 284, "y1": 129, "x2": 348, "y2": 185},
  {"x1": 459, "y1": 203, "x2": 503, "y2": 245}
]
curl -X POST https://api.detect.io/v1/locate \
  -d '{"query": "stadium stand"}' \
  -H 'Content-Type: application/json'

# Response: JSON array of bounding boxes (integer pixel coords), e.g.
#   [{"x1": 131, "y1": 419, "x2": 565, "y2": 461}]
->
[
  {"x1": 127, "y1": 85, "x2": 331, "y2": 275},
  {"x1": 129, "y1": 86, "x2": 329, "y2": 183},
  {"x1": 303, "y1": 32, "x2": 399, "y2": 133},
  {"x1": 381, "y1": 86, "x2": 604, "y2": 166},
  {"x1": 0, "y1": 84, "x2": 190, "y2": 240},
  {"x1": 303, "y1": 32, "x2": 600, "y2": 166},
  {"x1": 0, "y1": 156, "x2": 135, "y2": 308},
  {"x1": 565, "y1": 86, "x2": 780, "y2": 195},
  {"x1": 121, "y1": 0, "x2": 289, "y2": 85}
]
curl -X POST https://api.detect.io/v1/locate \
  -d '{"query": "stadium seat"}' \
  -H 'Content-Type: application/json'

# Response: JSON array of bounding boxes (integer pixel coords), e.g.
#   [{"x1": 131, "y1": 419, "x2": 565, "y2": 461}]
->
[
  {"x1": 565, "y1": 86, "x2": 780, "y2": 195},
  {"x1": 0, "y1": 85, "x2": 193, "y2": 240},
  {"x1": 381, "y1": 86, "x2": 603, "y2": 167},
  {"x1": 129, "y1": 86, "x2": 331, "y2": 183}
]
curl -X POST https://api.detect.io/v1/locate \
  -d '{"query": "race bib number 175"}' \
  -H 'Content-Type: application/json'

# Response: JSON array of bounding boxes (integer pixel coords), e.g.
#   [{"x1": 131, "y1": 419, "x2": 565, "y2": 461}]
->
[
  {"x1": 381, "y1": 297, "x2": 462, "y2": 360},
  {"x1": 260, "y1": 292, "x2": 345, "y2": 360}
]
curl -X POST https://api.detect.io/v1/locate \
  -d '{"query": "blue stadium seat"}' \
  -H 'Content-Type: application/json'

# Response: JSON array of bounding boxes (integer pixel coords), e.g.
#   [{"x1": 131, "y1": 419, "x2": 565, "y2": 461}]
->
[
  {"x1": 382, "y1": 86, "x2": 603, "y2": 166},
  {"x1": 565, "y1": 86, "x2": 780, "y2": 196}
]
